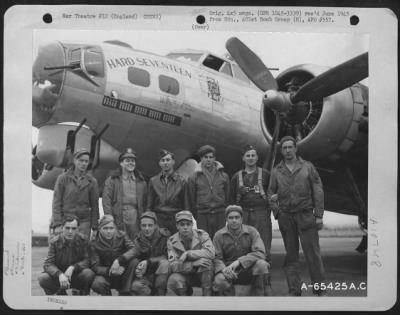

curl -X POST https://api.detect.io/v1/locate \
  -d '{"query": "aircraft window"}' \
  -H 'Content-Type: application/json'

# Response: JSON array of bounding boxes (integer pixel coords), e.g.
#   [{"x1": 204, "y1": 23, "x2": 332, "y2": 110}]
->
[
  {"x1": 70, "y1": 49, "x2": 81, "y2": 63},
  {"x1": 128, "y1": 67, "x2": 150, "y2": 87},
  {"x1": 84, "y1": 49, "x2": 104, "y2": 78},
  {"x1": 167, "y1": 53, "x2": 203, "y2": 63},
  {"x1": 159, "y1": 75, "x2": 179, "y2": 95},
  {"x1": 202, "y1": 55, "x2": 225, "y2": 71},
  {"x1": 220, "y1": 62, "x2": 233, "y2": 76}
]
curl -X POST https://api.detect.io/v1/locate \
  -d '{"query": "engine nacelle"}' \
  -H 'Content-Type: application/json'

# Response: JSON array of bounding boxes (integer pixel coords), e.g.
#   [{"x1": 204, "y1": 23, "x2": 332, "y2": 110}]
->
[
  {"x1": 261, "y1": 64, "x2": 368, "y2": 162},
  {"x1": 32, "y1": 123, "x2": 121, "y2": 191}
]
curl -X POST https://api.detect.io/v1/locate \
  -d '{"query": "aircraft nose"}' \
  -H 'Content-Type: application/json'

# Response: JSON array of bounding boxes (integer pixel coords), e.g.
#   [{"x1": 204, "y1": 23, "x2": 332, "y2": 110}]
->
[{"x1": 32, "y1": 41, "x2": 65, "y2": 126}]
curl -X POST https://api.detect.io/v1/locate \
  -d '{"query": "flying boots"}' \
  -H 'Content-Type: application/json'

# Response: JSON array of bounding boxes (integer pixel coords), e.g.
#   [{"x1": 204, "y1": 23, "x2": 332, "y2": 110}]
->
[{"x1": 264, "y1": 273, "x2": 273, "y2": 296}]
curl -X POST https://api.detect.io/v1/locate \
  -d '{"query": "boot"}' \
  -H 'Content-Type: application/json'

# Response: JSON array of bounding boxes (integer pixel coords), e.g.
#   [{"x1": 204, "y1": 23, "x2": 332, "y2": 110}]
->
[
  {"x1": 154, "y1": 274, "x2": 169, "y2": 296},
  {"x1": 200, "y1": 270, "x2": 213, "y2": 296},
  {"x1": 251, "y1": 275, "x2": 264, "y2": 296},
  {"x1": 264, "y1": 274, "x2": 273, "y2": 296}
]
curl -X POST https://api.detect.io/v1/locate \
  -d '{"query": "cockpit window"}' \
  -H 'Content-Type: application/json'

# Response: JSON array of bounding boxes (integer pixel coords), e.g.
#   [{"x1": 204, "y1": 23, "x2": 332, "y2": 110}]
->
[
  {"x1": 220, "y1": 62, "x2": 232, "y2": 76},
  {"x1": 167, "y1": 53, "x2": 203, "y2": 64},
  {"x1": 202, "y1": 55, "x2": 225, "y2": 71}
]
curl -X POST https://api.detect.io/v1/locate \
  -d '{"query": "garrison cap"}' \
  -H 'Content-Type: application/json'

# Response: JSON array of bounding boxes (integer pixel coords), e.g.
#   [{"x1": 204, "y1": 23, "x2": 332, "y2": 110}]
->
[
  {"x1": 279, "y1": 136, "x2": 297, "y2": 147},
  {"x1": 197, "y1": 145, "x2": 216, "y2": 158},
  {"x1": 140, "y1": 211, "x2": 158, "y2": 223},
  {"x1": 175, "y1": 210, "x2": 193, "y2": 223},
  {"x1": 98, "y1": 215, "x2": 115, "y2": 229},
  {"x1": 74, "y1": 148, "x2": 90, "y2": 159},
  {"x1": 225, "y1": 205, "x2": 243, "y2": 217},
  {"x1": 119, "y1": 148, "x2": 136, "y2": 162},
  {"x1": 243, "y1": 144, "x2": 257, "y2": 155},
  {"x1": 159, "y1": 149, "x2": 174, "y2": 160}
]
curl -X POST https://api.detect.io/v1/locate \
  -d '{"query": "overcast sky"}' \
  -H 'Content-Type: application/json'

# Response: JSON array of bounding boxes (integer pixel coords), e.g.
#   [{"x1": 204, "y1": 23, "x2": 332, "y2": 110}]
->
[{"x1": 32, "y1": 30, "x2": 368, "y2": 233}]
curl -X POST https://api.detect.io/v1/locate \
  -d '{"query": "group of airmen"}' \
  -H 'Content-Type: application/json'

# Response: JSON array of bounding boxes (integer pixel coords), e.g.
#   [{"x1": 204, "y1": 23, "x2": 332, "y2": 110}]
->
[{"x1": 38, "y1": 136, "x2": 326, "y2": 297}]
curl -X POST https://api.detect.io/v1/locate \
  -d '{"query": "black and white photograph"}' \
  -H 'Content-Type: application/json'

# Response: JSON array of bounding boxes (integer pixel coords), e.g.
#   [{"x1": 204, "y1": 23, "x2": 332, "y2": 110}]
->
[{"x1": 3, "y1": 5, "x2": 397, "y2": 311}]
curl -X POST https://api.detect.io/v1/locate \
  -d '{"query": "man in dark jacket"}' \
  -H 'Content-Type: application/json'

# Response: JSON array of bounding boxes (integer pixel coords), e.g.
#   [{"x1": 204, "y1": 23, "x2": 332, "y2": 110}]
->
[
  {"x1": 102, "y1": 148, "x2": 147, "y2": 240},
  {"x1": 130, "y1": 211, "x2": 170, "y2": 296},
  {"x1": 51, "y1": 149, "x2": 99, "y2": 238},
  {"x1": 90, "y1": 215, "x2": 138, "y2": 295},
  {"x1": 188, "y1": 145, "x2": 230, "y2": 239},
  {"x1": 267, "y1": 136, "x2": 326, "y2": 296},
  {"x1": 213, "y1": 205, "x2": 270, "y2": 296},
  {"x1": 38, "y1": 215, "x2": 95, "y2": 295},
  {"x1": 147, "y1": 149, "x2": 189, "y2": 234}
]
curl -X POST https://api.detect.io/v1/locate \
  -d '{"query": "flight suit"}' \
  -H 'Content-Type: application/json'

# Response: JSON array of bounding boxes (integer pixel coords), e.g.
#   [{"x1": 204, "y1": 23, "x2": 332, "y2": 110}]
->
[
  {"x1": 167, "y1": 229, "x2": 215, "y2": 296},
  {"x1": 147, "y1": 172, "x2": 189, "y2": 234},
  {"x1": 212, "y1": 225, "x2": 269, "y2": 296},
  {"x1": 231, "y1": 167, "x2": 272, "y2": 262},
  {"x1": 187, "y1": 162, "x2": 230, "y2": 239},
  {"x1": 130, "y1": 228, "x2": 170, "y2": 296},
  {"x1": 268, "y1": 158, "x2": 325, "y2": 296}
]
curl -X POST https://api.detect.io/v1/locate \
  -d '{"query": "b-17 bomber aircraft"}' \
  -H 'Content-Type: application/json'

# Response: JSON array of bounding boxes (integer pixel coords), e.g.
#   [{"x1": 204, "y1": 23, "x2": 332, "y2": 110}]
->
[{"x1": 32, "y1": 37, "x2": 368, "y2": 250}]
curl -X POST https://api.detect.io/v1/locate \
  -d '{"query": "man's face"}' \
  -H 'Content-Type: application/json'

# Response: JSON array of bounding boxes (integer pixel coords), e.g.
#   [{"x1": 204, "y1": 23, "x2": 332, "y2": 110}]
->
[
  {"x1": 176, "y1": 220, "x2": 193, "y2": 238},
  {"x1": 100, "y1": 222, "x2": 116, "y2": 240},
  {"x1": 120, "y1": 157, "x2": 136, "y2": 173},
  {"x1": 140, "y1": 218, "x2": 156, "y2": 238},
  {"x1": 159, "y1": 154, "x2": 175, "y2": 173},
  {"x1": 62, "y1": 220, "x2": 79, "y2": 240},
  {"x1": 201, "y1": 152, "x2": 216, "y2": 169},
  {"x1": 74, "y1": 154, "x2": 89, "y2": 172},
  {"x1": 226, "y1": 211, "x2": 243, "y2": 231},
  {"x1": 281, "y1": 141, "x2": 297, "y2": 161},
  {"x1": 242, "y1": 149, "x2": 258, "y2": 167}
]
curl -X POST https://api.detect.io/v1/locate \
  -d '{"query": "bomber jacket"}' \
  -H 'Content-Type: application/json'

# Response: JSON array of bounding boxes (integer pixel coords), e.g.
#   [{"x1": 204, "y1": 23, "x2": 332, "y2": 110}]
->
[
  {"x1": 213, "y1": 225, "x2": 266, "y2": 274},
  {"x1": 102, "y1": 168, "x2": 147, "y2": 230},
  {"x1": 167, "y1": 229, "x2": 215, "y2": 274},
  {"x1": 52, "y1": 169, "x2": 99, "y2": 229},
  {"x1": 90, "y1": 230, "x2": 135, "y2": 276},
  {"x1": 187, "y1": 162, "x2": 230, "y2": 216},
  {"x1": 267, "y1": 157, "x2": 324, "y2": 218},
  {"x1": 131, "y1": 228, "x2": 170, "y2": 273},
  {"x1": 147, "y1": 171, "x2": 189, "y2": 214},
  {"x1": 43, "y1": 233, "x2": 90, "y2": 278}
]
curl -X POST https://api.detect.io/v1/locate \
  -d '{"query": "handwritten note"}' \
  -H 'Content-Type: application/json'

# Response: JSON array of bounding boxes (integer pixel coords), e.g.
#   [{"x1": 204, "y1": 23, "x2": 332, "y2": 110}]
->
[{"x1": 3, "y1": 242, "x2": 26, "y2": 276}]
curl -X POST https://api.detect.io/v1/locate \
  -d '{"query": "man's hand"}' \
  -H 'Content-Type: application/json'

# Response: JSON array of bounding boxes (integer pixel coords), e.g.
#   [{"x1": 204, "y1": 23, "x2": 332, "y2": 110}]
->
[
  {"x1": 135, "y1": 260, "x2": 148, "y2": 279},
  {"x1": 270, "y1": 194, "x2": 278, "y2": 203},
  {"x1": 58, "y1": 273, "x2": 70, "y2": 290},
  {"x1": 179, "y1": 251, "x2": 189, "y2": 262},
  {"x1": 109, "y1": 259, "x2": 121, "y2": 276},
  {"x1": 315, "y1": 217, "x2": 323, "y2": 230},
  {"x1": 192, "y1": 258, "x2": 212, "y2": 268},
  {"x1": 64, "y1": 266, "x2": 74, "y2": 281},
  {"x1": 222, "y1": 267, "x2": 238, "y2": 281}
]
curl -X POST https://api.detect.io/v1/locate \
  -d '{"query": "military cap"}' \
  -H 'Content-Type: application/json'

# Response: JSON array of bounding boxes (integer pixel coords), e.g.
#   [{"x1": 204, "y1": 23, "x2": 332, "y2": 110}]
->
[
  {"x1": 159, "y1": 149, "x2": 174, "y2": 160},
  {"x1": 279, "y1": 136, "x2": 297, "y2": 147},
  {"x1": 98, "y1": 215, "x2": 115, "y2": 229},
  {"x1": 140, "y1": 211, "x2": 158, "y2": 223},
  {"x1": 175, "y1": 210, "x2": 193, "y2": 223},
  {"x1": 225, "y1": 205, "x2": 243, "y2": 217},
  {"x1": 74, "y1": 148, "x2": 90, "y2": 159},
  {"x1": 197, "y1": 145, "x2": 216, "y2": 158},
  {"x1": 243, "y1": 144, "x2": 257, "y2": 155},
  {"x1": 119, "y1": 148, "x2": 136, "y2": 162}
]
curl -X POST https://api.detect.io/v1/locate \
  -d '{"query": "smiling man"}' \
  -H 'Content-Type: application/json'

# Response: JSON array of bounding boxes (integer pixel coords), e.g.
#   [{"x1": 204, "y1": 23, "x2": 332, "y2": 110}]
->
[
  {"x1": 212, "y1": 205, "x2": 270, "y2": 296},
  {"x1": 147, "y1": 149, "x2": 189, "y2": 234},
  {"x1": 38, "y1": 215, "x2": 95, "y2": 295},
  {"x1": 130, "y1": 211, "x2": 170, "y2": 296},
  {"x1": 166, "y1": 211, "x2": 215, "y2": 296},
  {"x1": 102, "y1": 148, "x2": 147, "y2": 240}
]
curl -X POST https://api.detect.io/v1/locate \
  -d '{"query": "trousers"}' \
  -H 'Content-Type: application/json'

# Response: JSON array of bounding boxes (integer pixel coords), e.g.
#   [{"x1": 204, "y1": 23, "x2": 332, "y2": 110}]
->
[
  {"x1": 241, "y1": 206, "x2": 272, "y2": 262},
  {"x1": 197, "y1": 209, "x2": 225, "y2": 239},
  {"x1": 278, "y1": 209, "x2": 325, "y2": 295},
  {"x1": 38, "y1": 268, "x2": 95, "y2": 295}
]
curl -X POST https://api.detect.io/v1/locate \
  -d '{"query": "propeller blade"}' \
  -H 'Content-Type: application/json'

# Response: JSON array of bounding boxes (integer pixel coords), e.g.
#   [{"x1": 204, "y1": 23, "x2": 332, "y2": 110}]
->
[
  {"x1": 292, "y1": 52, "x2": 368, "y2": 103},
  {"x1": 226, "y1": 37, "x2": 278, "y2": 91},
  {"x1": 263, "y1": 113, "x2": 281, "y2": 172}
]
